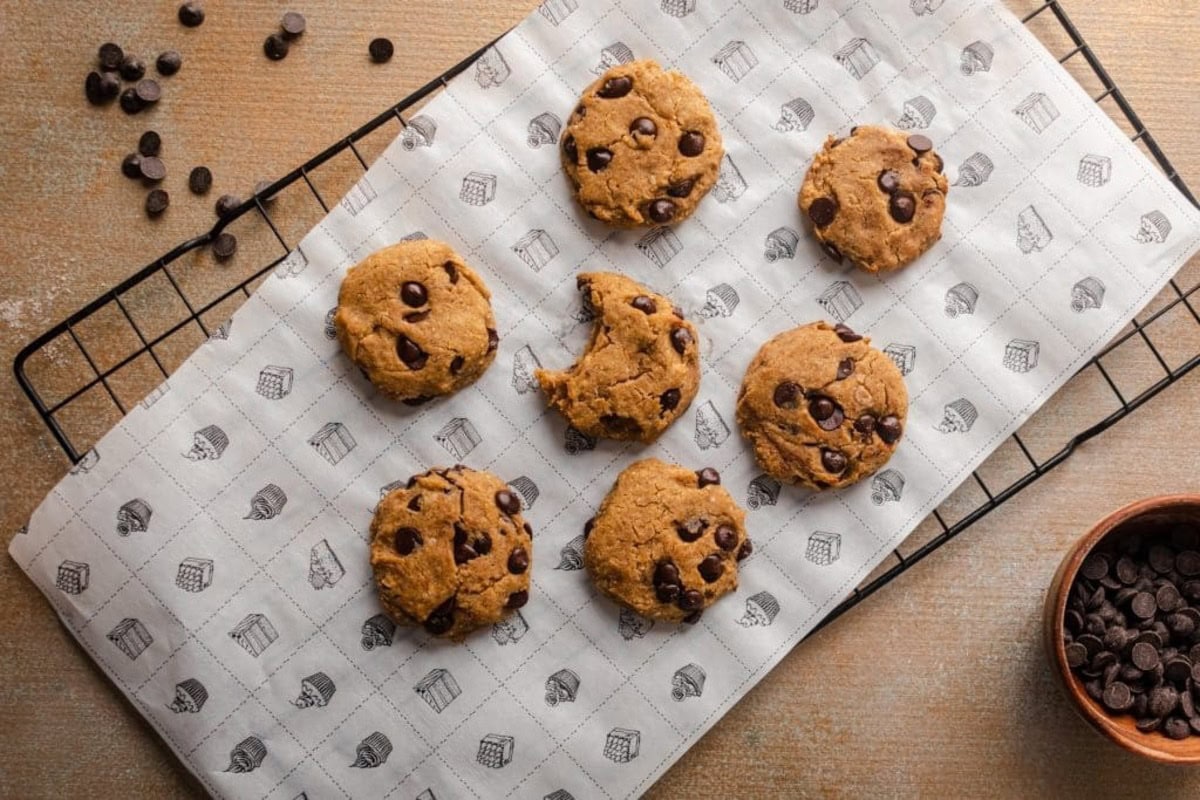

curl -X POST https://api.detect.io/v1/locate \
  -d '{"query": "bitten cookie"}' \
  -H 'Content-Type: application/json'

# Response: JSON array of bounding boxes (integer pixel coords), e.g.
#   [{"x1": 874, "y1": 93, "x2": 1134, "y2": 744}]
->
[
  {"x1": 798, "y1": 125, "x2": 949, "y2": 273},
  {"x1": 584, "y1": 459, "x2": 751, "y2": 623},
  {"x1": 561, "y1": 59, "x2": 723, "y2": 227},
  {"x1": 334, "y1": 239, "x2": 497, "y2": 403},
  {"x1": 536, "y1": 272, "x2": 700, "y2": 443},
  {"x1": 369, "y1": 466, "x2": 533, "y2": 641},
  {"x1": 736, "y1": 321, "x2": 907, "y2": 490}
]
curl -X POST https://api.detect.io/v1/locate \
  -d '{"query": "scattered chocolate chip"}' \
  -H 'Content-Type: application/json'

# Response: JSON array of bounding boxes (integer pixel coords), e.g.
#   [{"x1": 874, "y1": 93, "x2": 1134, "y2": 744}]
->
[
  {"x1": 264, "y1": 33, "x2": 289, "y2": 61},
  {"x1": 188, "y1": 166, "x2": 213, "y2": 195},
  {"x1": 854, "y1": 414, "x2": 877, "y2": 436},
  {"x1": 932, "y1": 153, "x2": 944, "y2": 174},
  {"x1": 121, "y1": 153, "x2": 142, "y2": 179},
  {"x1": 119, "y1": 55, "x2": 146, "y2": 82},
  {"x1": 834, "y1": 323, "x2": 861, "y2": 343},
  {"x1": 660, "y1": 388, "x2": 681, "y2": 412},
  {"x1": 808, "y1": 396, "x2": 845, "y2": 431},
  {"x1": 656, "y1": 584, "x2": 681, "y2": 603},
  {"x1": 403, "y1": 311, "x2": 430, "y2": 323},
  {"x1": 631, "y1": 295, "x2": 657, "y2": 314},
  {"x1": 212, "y1": 232, "x2": 238, "y2": 260},
  {"x1": 407, "y1": 495, "x2": 422, "y2": 511},
  {"x1": 1065, "y1": 641, "x2": 1088, "y2": 668},
  {"x1": 773, "y1": 381, "x2": 801, "y2": 409},
  {"x1": 562, "y1": 134, "x2": 577, "y2": 164},
  {"x1": 119, "y1": 88, "x2": 144, "y2": 114},
  {"x1": 369, "y1": 37, "x2": 394, "y2": 63},
  {"x1": 678, "y1": 589, "x2": 704, "y2": 611},
  {"x1": 654, "y1": 560, "x2": 680, "y2": 587},
  {"x1": 443, "y1": 261, "x2": 458, "y2": 283},
  {"x1": 676, "y1": 518, "x2": 706, "y2": 543},
  {"x1": 877, "y1": 170, "x2": 901, "y2": 194},
  {"x1": 889, "y1": 191, "x2": 917, "y2": 224},
  {"x1": 487, "y1": 328, "x2": 499, "y2": 353},
  {"x1": 667, "y1": 178, "x2": 696, "y2": 198},
  {"x1": 698, "y1": 554, "x2": 724, "y2": 583},
  {"x1": 597, "y1": 75, "x2": 632, "y2": 98},
  {"x1": 647, "y1": 199, "x2": 676, "y2": 224},
  {"x1": 145, "y1": 189, "x2": 170, "y2": 217},
  {"x1": 1081, "y1": 553, "x2": 1109, "y2": 581},
  {"x1": 449, "y1": 355, "x2": 465, "y2": 375},
  {"x1": 714, "y1": 524, "x2": 738, "y2": 551},
  {"x1": 586, "y1": 147, "x2": 612, "y2": 172},
  {"x1": 696, "y1": 467, "x2": 720, "y2": 487},
  {"x1": 139, "y1": 156, "x2": 166, "y2": 183},
  {"x1": 400, "y1": 281, "x2": 427, "y2": 307},
  {"x1": 836, "y1": 357, "x2": 854, "y2": 380},
  {"x1": 138, "y1": 130, "x2": 162, "y2": 157},
  {"x1": 506, "y1": 590, "x2": 529, "y2": 609},
  {"x1": 85, "y1": 71, "x2": 120, "y2": 105},
  {"x1": 215, "y1": 194, "x2": 240, "y2": 217},
  {"x1": 736, "y1": 539, "x2": 753, "y2": 561},
  {"x1": 807, "y1": 196, "x2": 838, "y2": 227},
  {"x1": 508, "y1": 547, "x2": 529, "y2": 574},
  {"x1": 281, "y1": 11, "x2": 306, "y2": 39},
  {"x1": 523, "y1": 521, "x2": 533, "y2": 537},
  {"x1": 396, "y1": 334, "x2": 428, "y2": 369},
  {"x1": 495, "y1": 489, "x2": 521, "y2": 515},
  {"x1": 98, "y1": 43, "x2": 124, "y2": 71},
  {"x1": 877, "y1": 415, "x2": 903, "y2": 444},
  {"x1": 822, "y1": 242, "x2": 843, "y2": 263},
  {"x1": 134, "y1": 78, "x2": 161, "y2": 104},
  {"x1": 1103, "y1": 681, "x2": 1134, "y2": 712},
  {"x1": 178, "y1": 2, "x2": 205, "y2": 27},
  {"x1": 907, "y1": 134, "x2": 933, "y2": 154},
  {"x1": 584, "y1": 517, "x2": 595, "y2": 538},
  {"x1": 821, "y1": 449, "x2": 848, "y2": 474},
  {"x1": 630, "y1": 117, "x2": 657, "y2": 138},
  {"x1": 424, "y1": 597, "x2": 456, "y2": 634},
  {"x1": 156, "y1": 50, "x2": 182, "y2": 76},
  {"x1": 670, "y1": 327, "x2": 692, "y2": 355},
  {"x1": 679, "y1": 131, "x2": 705, "y2": 157},
  {"x1": 394, "y1": 526, "x2": 423, "y2": 555}
]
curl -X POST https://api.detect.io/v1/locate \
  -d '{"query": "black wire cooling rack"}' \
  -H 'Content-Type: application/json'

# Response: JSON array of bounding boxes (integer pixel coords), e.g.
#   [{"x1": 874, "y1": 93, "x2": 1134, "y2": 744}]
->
[{"x1": 13, "y1": 2, "x2": 1200, "y2": 633}]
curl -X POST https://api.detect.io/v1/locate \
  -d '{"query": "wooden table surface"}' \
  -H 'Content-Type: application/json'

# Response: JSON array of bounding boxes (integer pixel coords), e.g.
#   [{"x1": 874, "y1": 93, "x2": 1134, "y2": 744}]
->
[{"x1": 2, "y1": 1, "x2": 1198, "y2": 797}]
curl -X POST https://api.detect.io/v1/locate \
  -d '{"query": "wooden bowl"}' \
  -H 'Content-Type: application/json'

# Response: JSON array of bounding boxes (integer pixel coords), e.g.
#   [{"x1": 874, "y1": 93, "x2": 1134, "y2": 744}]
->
[{"x1": 1044, "y1": 493, "x2": 1200, "y2": 764}]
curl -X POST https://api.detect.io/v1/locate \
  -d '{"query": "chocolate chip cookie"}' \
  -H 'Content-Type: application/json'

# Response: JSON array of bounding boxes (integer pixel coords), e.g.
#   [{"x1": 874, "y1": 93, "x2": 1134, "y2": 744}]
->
[
  {"x1": 798, "y1": 126, "x2": 949, "y2": 273},
  {"x1": 334, "y1": 239, "x2": 498, "y2": 404},
  {"x1": 536, "y1": 271, "x2": 700, "y2": 443},
  {"x1": 561, "y1": 59, "x2": 724, "y2": 227},
  {"x1": 736, "y1": 321, "x2": 907, "y2": 490},
  {"x1": 369, "y1": 466, "x2": 533, "y2": 641},
  {"x1": 584, "y1": 459, "x2": 750, "y2": 623}
]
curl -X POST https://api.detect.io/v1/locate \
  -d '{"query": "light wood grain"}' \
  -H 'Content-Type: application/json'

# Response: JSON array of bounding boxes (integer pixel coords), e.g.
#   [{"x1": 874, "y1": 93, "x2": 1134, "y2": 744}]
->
[{"x1": 1, "y1": 1, "x2": 1198, "y2": 797}]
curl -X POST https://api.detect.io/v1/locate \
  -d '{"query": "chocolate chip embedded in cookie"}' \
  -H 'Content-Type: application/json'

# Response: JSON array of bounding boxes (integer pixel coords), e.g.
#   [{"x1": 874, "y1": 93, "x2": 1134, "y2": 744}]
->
[
  {"x1": 561, "y1": 59, "x2": 724, "y2": 227},
  {"x1": 535, "y1": 272, "x2": 700, "y2": 443},
  {"x1": 584, "y1": 459, "x2": 749, "y2": 623},
  {"x1": 334, "y1": 239, "x2": 498, "y2": 403},
  {"x1": 798, "y1": 125, "x2": 949, "y2": 273},
  {"x1": 369, "y1": 466, "x2": 533, "y2": 641},
  {"x1": 736, "y1": 321, "x2": 908, "y2": 490}
]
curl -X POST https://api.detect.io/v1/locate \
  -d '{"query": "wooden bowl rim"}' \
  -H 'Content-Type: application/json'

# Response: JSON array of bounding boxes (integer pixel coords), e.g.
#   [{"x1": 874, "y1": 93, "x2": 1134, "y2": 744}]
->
[{"x1": 1046, "y1": 493, "x2": 1200, "y2": 764}]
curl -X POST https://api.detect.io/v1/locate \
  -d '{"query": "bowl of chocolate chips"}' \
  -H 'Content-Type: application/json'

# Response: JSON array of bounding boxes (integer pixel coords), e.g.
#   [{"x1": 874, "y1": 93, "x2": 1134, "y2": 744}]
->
[{"x1": 1045, "y1": 494, "x2": 1200, "y2": 763}]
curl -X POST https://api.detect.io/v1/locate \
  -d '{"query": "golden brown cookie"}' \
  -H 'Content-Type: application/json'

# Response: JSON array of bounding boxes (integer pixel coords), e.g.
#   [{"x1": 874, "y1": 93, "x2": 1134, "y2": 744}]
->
[
  {"x1": 736, "y1": 321, "x2": 908, "y2": 490},
  {"x1": 798, "y1": 125, "x2": 949, "y2": 273},
  {"x1": 561, "y1": 59, "x2": 724, "y2": 227},
  {"x1": 584, "y1": 459, "x2": 750, "y2": 623},
  {"x1": 334, "y1": 239, "x2": 497, "y2": 403},
  {"x1": 535, "y1": 271, "x2": 700, "y2": 443},
  {"x1": 369, "y1": 466, "x2": 532, "y2": 641}
]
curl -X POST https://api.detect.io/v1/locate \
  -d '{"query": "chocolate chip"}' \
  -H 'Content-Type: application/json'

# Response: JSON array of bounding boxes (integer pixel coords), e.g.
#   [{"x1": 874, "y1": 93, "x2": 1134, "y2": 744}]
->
[
  {"x1": 667, "y1": 178, "x2": 696, "y2": 198},
  {"x1": 889, "y1": 191, "x2": 917, "y2": 224},
  {"x1": 188, "y1": 166, "x2": 213, "y2": 195},
  {"x1": 1131, "y1": 641, "x2": 1160, "y2": 670},
  {"x1": 854, "y1": 414, "x2": 877, "y2": 436},
  {"x1": 134, "y1": 79, "x2": 161, "y2": 104},
  {"x1": 85, "y1": 71, "x2": 120, "y2": 105},
  {"x1": 699, "y1": 555, "x2": 724, "y2": 583},
  {"x1": 1103, "y1": 681, "x2": 1134, "y2": 712},
  {"x1": 119, "y1": 55, "x2": 146, "y2": 82},
  {"x1": 586, "y1": 147, "x2": 613, "y2": 172},
  {"x1": 836, "y1": 358, "x2": 854, "y2": 380},
  {"x1": 679, "y1": 131, "x2": 705, "y2": 157},
  {"x1": 212, "y1": 232, "x2": 238, "y2": 261},
  {"x1": 98, "y1": 43, "x2": 124, "y2": 71},
  {"x1": 737, "y1": 539, "x2": 753, "y2": 561},
  {"x1": 696, "y1": 467, "x2": 720, "y2": 487},
  {"x1": 495, "y1": 489, "x2": 521, "y2": 515},
  {"x1": 145, "y1": 189, "x2": 170, "y2": 217},
  {"x1": 506, "y1": 590, "x2": 529, "y2": 609},
  {"x1": 877, "y1": 415, "x2": 903, "y2": 444},
  {"x1": 1177, "y1": 551, "x2": 1200, "y2": 576},
  {"x1": 932, "y1": 153, "x2": 944, "y2": 174},
  {"x1": 601, "y1": 415, "x2": 642, "y2": 436},
  {"x1": 264, "y1": 33, "x2": 289, "y2": 61},
  {"x1": 773, "y1": 381, "x2": 801, "y2": 409},
  {"x1": 403, "y1": 311, "x2": 430, "y2": 323},
  {"x1": 394, "y1": 526, "x2": 423, "y2": 555},
  {"x1": 1115, "y1": 556, "x2": 1139, "y2": 584},
  {"x1": 597, "y1": 75, "x2": 633, "y2": 98},
  {"x1": 822, "y1": 242, "x2": 843, "y2": 263},
  {"x1": 119, "y1": 88, "x2": 144, "y2": 114},
  {"x1": 215, "y1": 194, "x2": 240, "y2": 217},
  {"x1": 907, "y1": 134, "x2": 933, "y2": 154},
  {"x1": 713, "y1": 524, "x2": 738, "y2": 551},
  {"x1": 660, "y1": 388, "x2": 681, "y2": 412},
  {"x1": 670, "y1": 327, "x2": 692, "y2": 355},
  {"x1": 281, "y1": 11, "x2": 307, "y2": 39},
  {"x1": 407, "y1": 494, "x2": 422, "y2": 511},
  {"x1": 424, "y1": 597, "x2": 456, "y2": 634},
  {"x1": 1150, "y1": 685, "x2": 1180, "y2": 718},
  {"x1": 156, "y1": 50, "x2": 182, "y2": 76},
  {"x1": 121, "y1": 153, "x2": 142, "y2": 179},
  {"x1": 1166, "y1": 656, "x2": 1193, "y2": 684},
  {"x1": 1081, "y1": 554, "x2": 1110, "y2": 581},
  {"x1": 584, "y1": 517, "x2": 595, "y2": 538},
  {"x1": 833, "y1": 323, "x2": 861, "y2": 343},
  {"x1": 654, "y1": 560, "x2": 681, "y2": 587},
  {"x1": 139, "y1": 156, "x2": 166, "y2": 183},
  {"x1": 808, "y1": 396, "x2": 844, "y2": 431},
  {"x1": 1157, "y1": 583, "x2": 1184, "y2": 613},
  {"x1": 877, "y1": 170, "x2": 901, "y2": 194},
  {"x1": 648, "y1": 199, "x2": 676, "y2": 224},
  {"x1": 1077, "y1": 634, "x2": 1103, "y2": 658},
  {"x1": 396, "y1": 334, "x2": 428, "y2": 369},
  {"x1": 399, "y1": 281, "x2": 428, "y2": 307},
  {"x1": 1132, "y1": 591, "x2": 1158, "y2": 620},
  {"x1": 1065, "y1": 642, "x2": 1088, "y2": 668},
  {"x1": 487, "y1": 328, "x2": 499, "y2": 353},
  {"x1": 657, "y1": 584, "x2": 681, "y2": 603},
  {"x1": 573, "y1": 104, "x2": 586, "y2": 119},
  {"x1": 631, "y1": 295, "x2": 657, "y2": 314},
  {"x1": 369, "y1": 37, "x2": 395, "y2": 64},
  {"x1": 562, "y1": 134, "x2": 577, "y2": 164},
  {"x1": 630, "y1": 117, "x2": 657, "y2": 138},
  {"x1": 821, "y1": 449, "x2": 848, "y2": 474},
  {"x1": 440, "y1": 263, "x2": 457, "y2": 285},
  {"x1": 136, "y1": 131, "x2": 161, "y2": 159},
  {"x1": 1150, "y1": 544, "x2": 1178, "y2": 574},
  {"x1": 523, "y1": 521, "x2": 533, "y2": 537},
  {"x1": 449, "y1": 355, "x2": 465, "y2": 375},
  {"x1": 507, "y1": 547, "x2": 529, "y2": 574},
  {"x1": 178, "y1": 2, "x2": 205, "y2": 27},
  {"x1": 676, "y1": 518, "x2": 706, "y2": 543},
  {"x1": 679, "y1": 589, "x2": 704, "y2": 611},
  {"x1": 807, "y1": 196, "x2": 838, "y2": 227}
]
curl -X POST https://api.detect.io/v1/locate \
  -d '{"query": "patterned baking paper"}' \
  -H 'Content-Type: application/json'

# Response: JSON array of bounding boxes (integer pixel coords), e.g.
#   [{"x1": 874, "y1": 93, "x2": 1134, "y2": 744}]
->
[{"x1": 12, "y1": 1, "x2": 1200, "y2": 797}]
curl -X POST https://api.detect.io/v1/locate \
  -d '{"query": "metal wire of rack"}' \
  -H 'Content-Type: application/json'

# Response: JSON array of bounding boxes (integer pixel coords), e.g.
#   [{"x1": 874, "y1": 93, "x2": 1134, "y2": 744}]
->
[{"x1": 12, "y1": 2, "x2": 1200, "y2": 634}]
